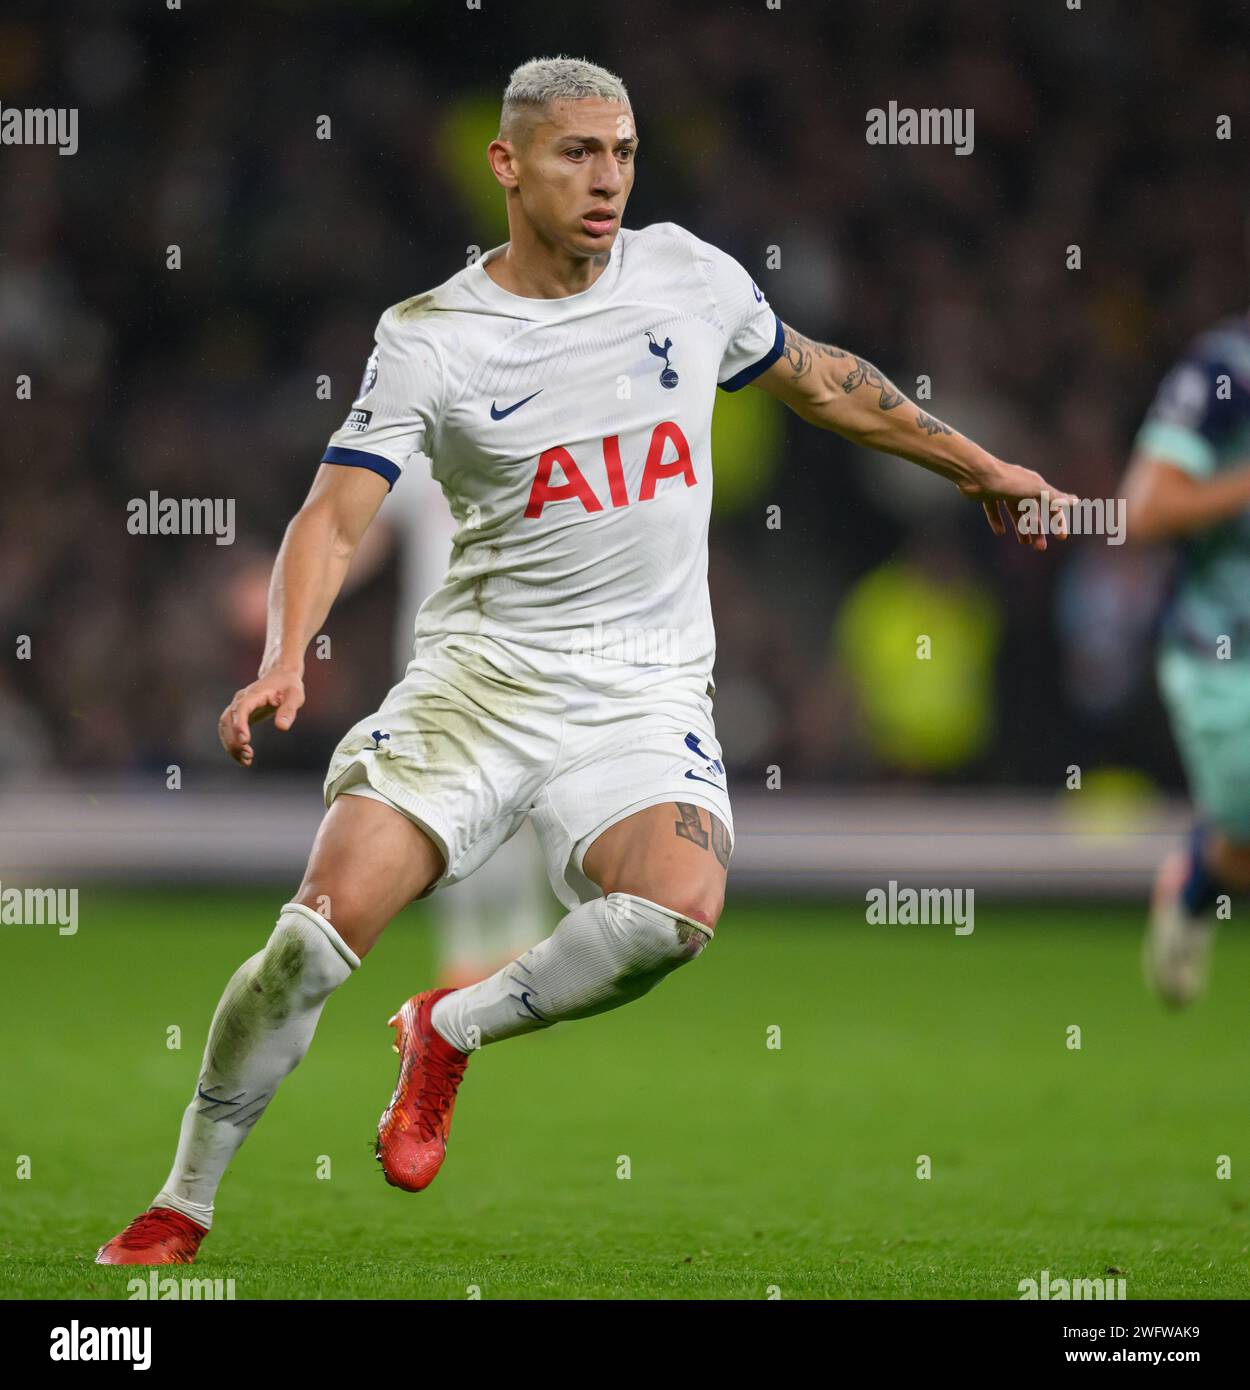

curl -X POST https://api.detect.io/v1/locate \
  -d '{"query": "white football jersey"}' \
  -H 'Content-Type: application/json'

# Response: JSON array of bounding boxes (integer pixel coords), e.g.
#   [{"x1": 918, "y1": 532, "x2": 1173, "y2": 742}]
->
[{"x1": 323, "y1": 222, "x2": 783, "y2": 696}]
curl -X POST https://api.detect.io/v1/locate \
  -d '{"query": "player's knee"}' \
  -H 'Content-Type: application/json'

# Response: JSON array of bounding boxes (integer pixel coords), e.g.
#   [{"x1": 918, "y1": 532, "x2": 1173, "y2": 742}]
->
[
  {"x1": 654, "y1": 892, "x2": 723, "y2": 935},
  {"x1": 607, "y1": 892, "x2": 715, "y2": 979},
  {"x1": 271, "y1": 900, "x2": 362, "y2": 994},
  {"x1": 290, "y1": 882, "x2": 375, "y2": 960}
]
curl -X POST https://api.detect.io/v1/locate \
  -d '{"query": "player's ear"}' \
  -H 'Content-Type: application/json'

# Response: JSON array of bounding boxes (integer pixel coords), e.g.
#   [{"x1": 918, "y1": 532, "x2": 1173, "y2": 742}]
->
[{"x1": 487, "y1": 138, "x2": 520, "y2": 189}]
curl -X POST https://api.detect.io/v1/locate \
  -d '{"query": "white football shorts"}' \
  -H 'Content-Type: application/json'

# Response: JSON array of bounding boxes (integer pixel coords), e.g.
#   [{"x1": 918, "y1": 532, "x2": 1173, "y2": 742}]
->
[{"x1": 323, "y1": 634, "x2": 733, "y2": 911}]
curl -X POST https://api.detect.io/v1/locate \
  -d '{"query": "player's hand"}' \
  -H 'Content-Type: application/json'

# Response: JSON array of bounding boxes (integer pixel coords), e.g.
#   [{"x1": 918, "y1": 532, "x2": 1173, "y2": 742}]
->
[
  {"x1": 219, "y1": 670, "x2": 305, "y2": 767},
  {"x1": 958, "y1": 459, "x2": 1077, "y2": 552}
]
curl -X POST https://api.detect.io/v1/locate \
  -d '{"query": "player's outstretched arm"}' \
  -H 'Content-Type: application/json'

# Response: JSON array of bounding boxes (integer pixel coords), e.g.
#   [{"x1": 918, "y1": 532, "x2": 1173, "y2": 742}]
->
[
  {"x1": 752, "y1": 322, "x2": 1074, "y2": 551},
  {"x1": 1121, "y1": 450, "x2": 1250, "y2": 543},
  {"x1": 218, "y1": 464, "x2": 390, "y2": 767}
]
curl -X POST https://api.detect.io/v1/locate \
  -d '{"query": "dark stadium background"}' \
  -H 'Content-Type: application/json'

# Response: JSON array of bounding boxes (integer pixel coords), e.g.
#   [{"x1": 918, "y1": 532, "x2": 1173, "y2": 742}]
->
[
  {"x1": 3, "y1": 0, "x2": 1246, "y2": 795},
  {"x1": 5, "y1": 0, "x2": 1250, "y2": 1315}
]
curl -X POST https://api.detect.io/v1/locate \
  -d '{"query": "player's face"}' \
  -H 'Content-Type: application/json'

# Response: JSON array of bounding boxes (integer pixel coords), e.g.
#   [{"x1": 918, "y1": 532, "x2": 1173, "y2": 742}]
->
[{"x1": 513, "y1": 99, "x2": 637, "y2": 258}]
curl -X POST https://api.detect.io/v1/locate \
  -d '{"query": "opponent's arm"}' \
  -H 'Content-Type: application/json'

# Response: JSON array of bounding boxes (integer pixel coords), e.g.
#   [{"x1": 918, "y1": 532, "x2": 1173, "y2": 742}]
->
[
  {"x1": 752, "y1": 322, "x2": 1073, "y2": 550},
  {"x1": 219, "y1": 464, "x2": 390, "y2": 766},
  {"x1": 1122, "y1": 451, "x2": 1250, "y2": 543}
]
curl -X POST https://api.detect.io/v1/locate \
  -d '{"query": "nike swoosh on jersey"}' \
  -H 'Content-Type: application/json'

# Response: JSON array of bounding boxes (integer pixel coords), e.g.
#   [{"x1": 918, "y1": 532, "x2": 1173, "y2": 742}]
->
[
  {"x1": 684, "y1": 769, "x2": 723, "y2": 788},
  {"x1": 490, "y1": 389, "x2": 543, "y2": 420}
]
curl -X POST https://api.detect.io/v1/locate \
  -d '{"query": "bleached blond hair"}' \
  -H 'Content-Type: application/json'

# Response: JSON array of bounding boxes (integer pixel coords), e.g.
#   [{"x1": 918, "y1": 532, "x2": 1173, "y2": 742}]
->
[{"x1": 500, "y1": 56, "x2": 631, "y2": 144}]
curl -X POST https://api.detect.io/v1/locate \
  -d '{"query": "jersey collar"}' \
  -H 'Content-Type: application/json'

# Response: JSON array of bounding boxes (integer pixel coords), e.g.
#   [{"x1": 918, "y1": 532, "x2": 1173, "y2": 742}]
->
[{"x1": 470, "y1": 233, "x2": 625, "y2": 319}]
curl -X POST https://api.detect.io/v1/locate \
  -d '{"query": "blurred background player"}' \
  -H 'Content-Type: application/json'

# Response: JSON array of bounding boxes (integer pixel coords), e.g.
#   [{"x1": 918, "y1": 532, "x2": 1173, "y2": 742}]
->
[{"x1": 1124, "y1": 246, "x2": 1250, "y2": 1005}]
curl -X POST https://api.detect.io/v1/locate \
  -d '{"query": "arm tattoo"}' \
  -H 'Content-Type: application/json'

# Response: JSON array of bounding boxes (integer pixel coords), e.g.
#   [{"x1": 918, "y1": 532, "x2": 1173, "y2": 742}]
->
[
  {"x1": 915, "y1": 410, "x2": 953, "y2": 436},
  {"x1": 674, "y1": 802, "x2": 709, "y2": 850},
  {"x1": 780, "y1": 325, "x2": 903, "y2": 411},
  {"x1": 841, "y1": 357, "x2": 904, "y2": 410},
  {"x1": 674, "y1": 802, "x2": 733, "y2": 870},
  {"x1": 781, "y1": 324, "x2": 846, "y2": 382}
]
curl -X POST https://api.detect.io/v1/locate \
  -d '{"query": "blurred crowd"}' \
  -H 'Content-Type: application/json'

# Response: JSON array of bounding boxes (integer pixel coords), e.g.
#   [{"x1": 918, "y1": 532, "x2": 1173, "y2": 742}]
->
[{"x1": 2, "y1": 0, "x2": 1248, "y2": 793}]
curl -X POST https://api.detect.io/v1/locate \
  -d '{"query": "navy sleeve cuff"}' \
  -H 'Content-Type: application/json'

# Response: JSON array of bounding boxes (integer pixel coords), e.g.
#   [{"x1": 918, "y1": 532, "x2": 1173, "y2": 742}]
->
[
  {"x1": 718, "y1": 314, "x2": 785, "y2": 392},
  {"x1": 322, "y1": 446, "x2": 401, "y2": 490}
]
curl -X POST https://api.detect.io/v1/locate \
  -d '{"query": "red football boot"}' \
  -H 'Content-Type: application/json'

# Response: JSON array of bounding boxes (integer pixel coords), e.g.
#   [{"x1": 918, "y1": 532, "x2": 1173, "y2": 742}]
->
[
  {"x1": 376, "y1": 988, "x2": 471, "y2": 1192},
  {"x1": 95, "y1": 1207, "x2": 208, "y2": 1265}
]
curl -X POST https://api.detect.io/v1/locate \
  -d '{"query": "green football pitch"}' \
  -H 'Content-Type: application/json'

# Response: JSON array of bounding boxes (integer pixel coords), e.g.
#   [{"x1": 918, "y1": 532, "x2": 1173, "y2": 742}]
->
[{"x1": 1, "y1": 890, "x2": 1247, "y2": 1300}]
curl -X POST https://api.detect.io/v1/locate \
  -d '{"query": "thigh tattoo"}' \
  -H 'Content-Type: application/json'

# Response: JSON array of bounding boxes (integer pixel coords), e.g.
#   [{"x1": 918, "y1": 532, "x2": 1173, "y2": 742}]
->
[{"x1": 673, "y1": 802, "x2": 732, "y2": 870}]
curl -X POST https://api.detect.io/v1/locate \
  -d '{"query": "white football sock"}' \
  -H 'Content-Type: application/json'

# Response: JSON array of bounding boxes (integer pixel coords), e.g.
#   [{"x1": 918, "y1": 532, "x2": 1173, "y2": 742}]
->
[
  {"x1": 152, "y1": 903, "x2": 359, "y2": 1229},
  {"x1": 430, "y1": 892, "x2": 712, "y2": 1052}
]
